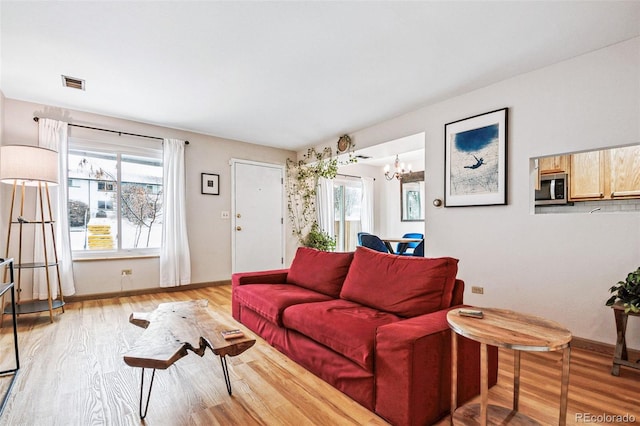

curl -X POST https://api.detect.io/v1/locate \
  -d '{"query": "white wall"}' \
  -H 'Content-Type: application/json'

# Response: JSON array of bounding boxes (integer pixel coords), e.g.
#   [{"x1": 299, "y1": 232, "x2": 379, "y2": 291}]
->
[
  {"x1": 1, "y1": 99, "x2": 298, "y2": 297},
  {"x1": 322, "y1": 37, "x2": 640, "y2": 346},
  {"x1": 0, "y1": 92, "x2": 4, "y2": 145}
]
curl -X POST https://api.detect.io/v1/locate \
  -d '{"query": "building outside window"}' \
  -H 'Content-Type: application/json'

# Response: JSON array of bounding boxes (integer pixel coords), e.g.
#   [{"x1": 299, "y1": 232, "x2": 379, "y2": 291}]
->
[{"x1": 67, "y1": 140, "x2": 163, "y2": 255}]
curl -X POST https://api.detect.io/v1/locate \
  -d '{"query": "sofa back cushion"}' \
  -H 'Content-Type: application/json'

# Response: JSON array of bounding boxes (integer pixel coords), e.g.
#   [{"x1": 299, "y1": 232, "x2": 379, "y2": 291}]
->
[
  {"x1": 286, "y1": 247, "x2": 354, "y2": 297},
  {"x1": 339, "y1": 247, "x2": 458, "y2": 317}
]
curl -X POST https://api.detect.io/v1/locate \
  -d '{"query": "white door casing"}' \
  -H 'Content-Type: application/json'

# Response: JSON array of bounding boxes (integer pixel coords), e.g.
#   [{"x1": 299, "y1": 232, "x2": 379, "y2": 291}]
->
[{"x1": 231, "y1": 159, "x2": 285, "y2": 273}]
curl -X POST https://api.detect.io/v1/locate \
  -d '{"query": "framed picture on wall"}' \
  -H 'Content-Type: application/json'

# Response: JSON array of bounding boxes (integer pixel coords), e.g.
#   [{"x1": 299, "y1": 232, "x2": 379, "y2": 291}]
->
[
  {"x1": 401, "y1": 171, "x2": 425, "y2": 222},
  {"x1": 201, "y1": 173, "x2": 220, "y2": 195},
  {"x1": 444, "y1": 108, "x2": 508, "y2": 207}
]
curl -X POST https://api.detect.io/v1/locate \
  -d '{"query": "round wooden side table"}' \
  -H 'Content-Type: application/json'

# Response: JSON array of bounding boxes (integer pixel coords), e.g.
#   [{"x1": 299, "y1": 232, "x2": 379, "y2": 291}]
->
[{"x1": 447, "y1": 307, "x2": 572, "y2": 426}]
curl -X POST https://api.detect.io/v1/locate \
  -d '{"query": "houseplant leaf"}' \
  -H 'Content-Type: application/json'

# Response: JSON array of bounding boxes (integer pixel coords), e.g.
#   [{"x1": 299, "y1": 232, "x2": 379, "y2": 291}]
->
[{"x1": 607, "y1": 267, "x2": 640, "y2": 312}]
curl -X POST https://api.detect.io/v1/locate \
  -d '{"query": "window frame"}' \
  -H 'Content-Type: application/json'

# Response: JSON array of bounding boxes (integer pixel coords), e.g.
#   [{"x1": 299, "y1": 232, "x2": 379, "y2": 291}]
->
[{"x1": 68, "y1": 137, "x2": 163, "y2": 259}]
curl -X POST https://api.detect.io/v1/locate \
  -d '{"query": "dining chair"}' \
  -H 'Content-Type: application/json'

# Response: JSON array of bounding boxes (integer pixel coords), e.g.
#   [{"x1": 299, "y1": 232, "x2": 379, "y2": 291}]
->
[
  {"x1": 397, "y1": 233, "x2": 424, "y2": 255},
  {"x1": 412, "y1": 240, "x2": 424, "y2": 257},
  {"x1": 357, "y1": 232, "x2": 371, "y2": 246},
  {"x1": 360, "y1": 234, "x2": 390, "y2": 253}
]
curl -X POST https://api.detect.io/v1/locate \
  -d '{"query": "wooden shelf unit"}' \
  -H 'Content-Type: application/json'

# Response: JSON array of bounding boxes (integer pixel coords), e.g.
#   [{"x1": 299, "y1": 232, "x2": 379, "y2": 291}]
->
[{"x1": 3, "y1": 181, "x2": 65, "y2": 322}]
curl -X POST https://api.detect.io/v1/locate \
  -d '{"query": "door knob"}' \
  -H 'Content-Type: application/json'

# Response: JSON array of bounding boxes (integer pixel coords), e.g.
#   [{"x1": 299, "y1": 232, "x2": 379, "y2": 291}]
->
[{"x1": 236, "y1": 226, "x2": 242, "y2": 231}]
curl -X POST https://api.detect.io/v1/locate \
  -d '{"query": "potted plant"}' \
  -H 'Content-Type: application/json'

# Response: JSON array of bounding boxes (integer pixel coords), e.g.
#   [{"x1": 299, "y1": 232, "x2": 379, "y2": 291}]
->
[
  {"x1": 606, "y1": 267, "x2": 640, "y2": 313},
  {"x1": 303, "y1": 223, "x2": 336, "y2": 252}
]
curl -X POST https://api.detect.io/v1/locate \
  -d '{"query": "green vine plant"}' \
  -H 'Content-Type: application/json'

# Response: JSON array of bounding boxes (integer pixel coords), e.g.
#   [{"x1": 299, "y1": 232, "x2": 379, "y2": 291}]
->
[{"x1": 285, "y1": 140, "x2": 356, "y2": 251}]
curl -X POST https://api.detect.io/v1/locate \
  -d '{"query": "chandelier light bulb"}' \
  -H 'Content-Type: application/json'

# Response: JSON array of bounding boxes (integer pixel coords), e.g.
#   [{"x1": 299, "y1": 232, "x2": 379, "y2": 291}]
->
[{"x1": 384, "y1": 154, "x2": 411, "y2": 181}]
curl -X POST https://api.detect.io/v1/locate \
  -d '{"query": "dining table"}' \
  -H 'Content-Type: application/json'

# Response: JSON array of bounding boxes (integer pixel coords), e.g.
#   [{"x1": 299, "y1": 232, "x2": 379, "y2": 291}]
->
[{"x1": 380, "y1": 237, "x2": 423, "y2": 254}]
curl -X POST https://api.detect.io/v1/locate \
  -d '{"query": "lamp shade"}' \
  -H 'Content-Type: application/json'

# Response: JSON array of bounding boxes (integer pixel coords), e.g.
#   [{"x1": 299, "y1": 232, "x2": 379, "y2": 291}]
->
[{"x1": 0, "y1": 145, "x2": 59, "y2": 186}]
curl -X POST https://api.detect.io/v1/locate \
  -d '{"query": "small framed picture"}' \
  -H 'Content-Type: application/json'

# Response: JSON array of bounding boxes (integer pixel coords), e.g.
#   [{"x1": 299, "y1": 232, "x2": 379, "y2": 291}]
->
[{"x1": 201, "y1": 173, "x2": 220, "y2": 195}]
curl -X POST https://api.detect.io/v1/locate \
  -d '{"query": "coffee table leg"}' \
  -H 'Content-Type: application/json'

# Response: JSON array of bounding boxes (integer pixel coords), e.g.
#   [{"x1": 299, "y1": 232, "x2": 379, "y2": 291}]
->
[
  {"x1": 138, "y1": 367, "x2": 156, "y2": 419},
  {"x1": 219, "y1": 355, "x2": 233, "y2": 395},
  {"x1": 513, "y1": 350, "x2": 521, "y2": 411},
  {"x1": 559, "y1": 346, "x2": 571, "y2": 426}
]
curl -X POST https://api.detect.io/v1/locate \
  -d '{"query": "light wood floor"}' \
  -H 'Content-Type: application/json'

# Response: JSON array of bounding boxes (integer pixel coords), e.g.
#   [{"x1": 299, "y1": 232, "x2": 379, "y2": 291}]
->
[{"x1": 0, "y1": 285, "x2": 638, "y2": 425}]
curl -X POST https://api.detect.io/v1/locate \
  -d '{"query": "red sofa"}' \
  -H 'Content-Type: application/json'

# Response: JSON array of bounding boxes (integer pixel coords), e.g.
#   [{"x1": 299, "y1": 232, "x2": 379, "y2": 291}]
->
[{"x1": 232, "y1": 246, "x2": 498, "y2": 425}]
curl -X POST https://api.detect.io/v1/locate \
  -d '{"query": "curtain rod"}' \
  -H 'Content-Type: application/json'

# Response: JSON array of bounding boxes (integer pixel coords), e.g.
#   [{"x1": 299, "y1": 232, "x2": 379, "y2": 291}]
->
[
  {"x1": 33, "y1": 117, "x2": 189, "y2": 145},
  {"x1": 336, "y1": 173, "x2": 375, "y2": 181}
]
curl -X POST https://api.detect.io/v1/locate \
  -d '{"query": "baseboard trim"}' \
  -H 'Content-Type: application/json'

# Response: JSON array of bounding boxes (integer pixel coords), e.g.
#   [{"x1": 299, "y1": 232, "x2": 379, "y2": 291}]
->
[
  {"x1": 571, "y1": 336, "x2": 640, "y2": 359},
  {"x1": 64, "y1": 280, "x2": 231, "y2": 303}
]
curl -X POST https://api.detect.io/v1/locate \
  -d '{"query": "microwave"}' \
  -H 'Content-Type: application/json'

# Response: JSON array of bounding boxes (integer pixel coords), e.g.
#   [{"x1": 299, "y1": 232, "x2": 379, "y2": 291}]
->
[{"x1": 535, "y1": 173, "x2": 568, "y2": 205}]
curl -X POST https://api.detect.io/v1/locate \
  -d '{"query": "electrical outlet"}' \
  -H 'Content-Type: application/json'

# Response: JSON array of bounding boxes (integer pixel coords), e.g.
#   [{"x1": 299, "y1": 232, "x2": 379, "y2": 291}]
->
[
  {"x1": 121, "y1": 269, "x2": 132, "y2": 276},
  {"x1": 471, "y1": 286, "x2": 484, "y2": 294},
  {"x1": 221, "y1": 211, "x2": 230, "y2": 219}
]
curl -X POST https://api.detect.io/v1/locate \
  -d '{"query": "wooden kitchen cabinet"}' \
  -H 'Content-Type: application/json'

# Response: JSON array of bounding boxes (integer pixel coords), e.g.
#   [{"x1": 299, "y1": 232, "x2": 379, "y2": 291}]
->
[
  {"x1": 570, "y1": 146, "x2": 640, "y2": 201},
  {"x1": 570, "y1": 151, "x2": 605, "y2": 200},
  {"x1": 538, "y1": 155, "x2": 569, "y2": 175},
  {"x1": 608, "y1": 145, "x2": 640, "y2": 198},
  {"x1": 536, "y1": 155, "x2": 569, "y2": 192}
]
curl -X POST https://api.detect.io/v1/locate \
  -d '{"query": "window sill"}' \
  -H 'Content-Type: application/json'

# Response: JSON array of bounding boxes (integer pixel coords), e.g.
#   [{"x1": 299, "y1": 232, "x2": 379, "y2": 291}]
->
[{"x1": 72, "y1": 252, "x2": 159, "y2": 262}]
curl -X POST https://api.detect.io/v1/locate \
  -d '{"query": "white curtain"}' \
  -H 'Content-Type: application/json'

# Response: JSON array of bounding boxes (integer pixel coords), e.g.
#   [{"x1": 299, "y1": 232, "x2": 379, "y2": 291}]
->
[
  {"x1": 360, "y1": 177, "x2": 374, "y2": 233},
  {"x1": 316, "y1": 177, "x2": 335, "y2": 237},
  {"x1": 35, "y1": 118, "x2": 76, "y2": 298},
  {"x1": 160, "y1": 138, "x2": 191, "y2": 287}
]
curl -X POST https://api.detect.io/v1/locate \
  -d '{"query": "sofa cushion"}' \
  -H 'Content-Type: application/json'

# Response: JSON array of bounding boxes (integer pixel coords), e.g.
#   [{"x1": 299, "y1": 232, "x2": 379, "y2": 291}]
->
[
  {"x1": 234, "y1": 284, "x2": 333, "y2": 326},
  {"x1": 286, "y1": 247, "x2": 354, "y2": 297},
  {"x1": 339, "y1": 247, "x2": 459, "y2": 317},
  {"x1": 282, "y1": 299, "x2": 401, "y2": 372}
]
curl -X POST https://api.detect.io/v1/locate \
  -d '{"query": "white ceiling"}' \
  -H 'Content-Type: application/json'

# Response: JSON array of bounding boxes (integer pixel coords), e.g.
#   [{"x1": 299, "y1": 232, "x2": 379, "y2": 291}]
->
[{"x1": 2, "y1": 1, "x2": 639, "y2": 151}]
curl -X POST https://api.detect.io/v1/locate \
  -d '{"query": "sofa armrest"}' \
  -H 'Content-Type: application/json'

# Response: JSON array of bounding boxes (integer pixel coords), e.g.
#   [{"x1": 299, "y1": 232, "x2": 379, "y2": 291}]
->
[
  {"x1": 375, "y1": 305, "x2": 498, "y2": 426},
  {"x1": 231, "y1": 269, "x2": 289, "y2": 320},
  {"x1": 231, "y1": 269, "x2": 289, "y2": 287}
]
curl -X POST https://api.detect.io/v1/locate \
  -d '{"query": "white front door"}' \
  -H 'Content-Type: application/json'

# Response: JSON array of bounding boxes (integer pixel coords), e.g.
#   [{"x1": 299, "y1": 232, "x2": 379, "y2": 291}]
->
[{"x1": 232, "y1": 159, "x2": 285, "y2": 273}]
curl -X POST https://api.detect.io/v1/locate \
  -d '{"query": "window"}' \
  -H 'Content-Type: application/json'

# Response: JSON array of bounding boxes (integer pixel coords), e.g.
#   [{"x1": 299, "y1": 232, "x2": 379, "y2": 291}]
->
[
  {"x1": 97, "y1": 200, "x2": 114, "y2": 210},
  {"x1": 333, "y1": 178, "x2": 363, "y2": 252},
  {"x1": 67, "y1": 140, "x2": 163, "y2": 255},
  {"x1": 97, "y1": 181, "x2": 116, "y2": 192}
]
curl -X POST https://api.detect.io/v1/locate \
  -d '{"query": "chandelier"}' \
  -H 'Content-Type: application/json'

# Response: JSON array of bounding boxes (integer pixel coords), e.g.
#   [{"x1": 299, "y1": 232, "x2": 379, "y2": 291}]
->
[{"x1": 384, "y1": 155, "x2": 411, "y2": 181}]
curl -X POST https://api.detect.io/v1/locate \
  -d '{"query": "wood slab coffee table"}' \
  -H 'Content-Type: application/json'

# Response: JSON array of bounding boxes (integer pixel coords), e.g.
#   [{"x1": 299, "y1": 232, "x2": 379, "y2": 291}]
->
[
  {"x1": 123, "y1": 299, "x2": 255, "y2": 418},
  {"x1": 447, "y1": 307, "x2": 572, "y2": 426}
]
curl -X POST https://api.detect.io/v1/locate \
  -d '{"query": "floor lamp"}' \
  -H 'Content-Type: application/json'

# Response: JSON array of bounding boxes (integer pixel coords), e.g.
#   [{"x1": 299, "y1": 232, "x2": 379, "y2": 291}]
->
[{"x1": 0, "y1": 145, "x2": 65, "y2": 323}]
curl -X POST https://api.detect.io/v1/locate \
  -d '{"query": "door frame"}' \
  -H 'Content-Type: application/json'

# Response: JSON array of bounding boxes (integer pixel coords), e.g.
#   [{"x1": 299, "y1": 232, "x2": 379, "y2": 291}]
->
[{"x1": 230, "y1": 158, "x2": 286, "y2": 273}]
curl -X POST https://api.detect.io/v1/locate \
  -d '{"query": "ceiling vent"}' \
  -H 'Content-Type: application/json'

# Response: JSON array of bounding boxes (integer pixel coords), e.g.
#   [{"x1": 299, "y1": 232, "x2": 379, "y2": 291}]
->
[{"x1": 61, "y1": 75, "x2": 85, "y2": 90}]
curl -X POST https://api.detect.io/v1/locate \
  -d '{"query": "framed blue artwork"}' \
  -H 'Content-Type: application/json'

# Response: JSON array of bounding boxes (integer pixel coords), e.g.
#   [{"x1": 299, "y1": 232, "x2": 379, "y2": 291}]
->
[{"x1": 444, "y1": 108, "x2": 508, "y2": 207}]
